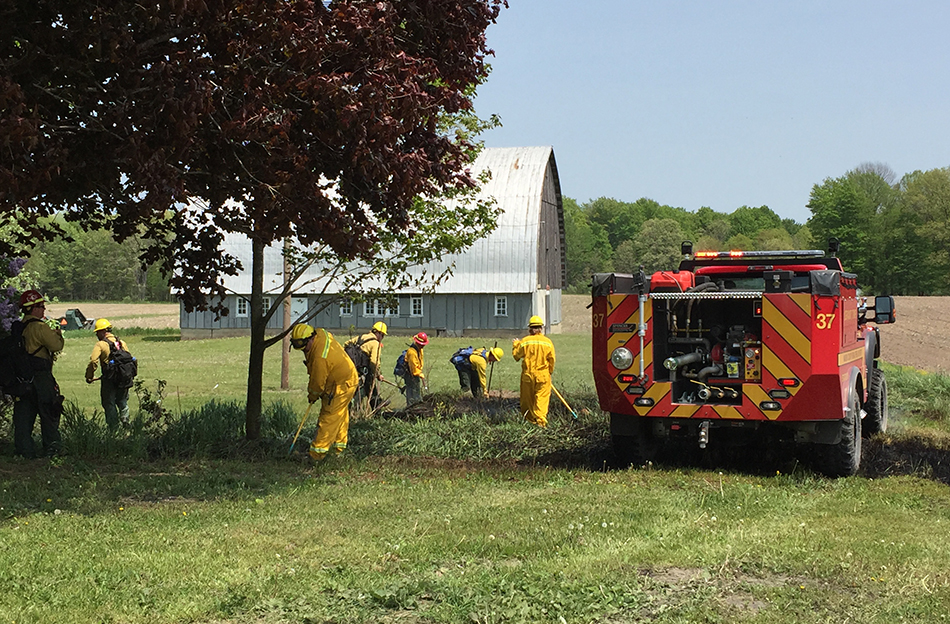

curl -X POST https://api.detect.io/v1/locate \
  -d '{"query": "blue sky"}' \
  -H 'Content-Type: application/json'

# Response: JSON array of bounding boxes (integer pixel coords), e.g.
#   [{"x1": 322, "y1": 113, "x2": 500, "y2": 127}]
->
[{"x1": 473, "y1": 1, "x2": 950, "y2": 224}]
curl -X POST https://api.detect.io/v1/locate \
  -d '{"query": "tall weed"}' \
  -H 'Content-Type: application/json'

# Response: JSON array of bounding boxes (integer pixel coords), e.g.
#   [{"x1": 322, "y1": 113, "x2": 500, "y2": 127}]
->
[{"x1": 883, "y1": 363, "x2": 950, "y2": 425}]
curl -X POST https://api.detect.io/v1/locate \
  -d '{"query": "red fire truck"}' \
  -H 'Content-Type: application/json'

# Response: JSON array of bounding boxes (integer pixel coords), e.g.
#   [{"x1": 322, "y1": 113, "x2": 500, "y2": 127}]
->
[{"x1": 592, "y1": 240, "x2": 896, "y2": 477}]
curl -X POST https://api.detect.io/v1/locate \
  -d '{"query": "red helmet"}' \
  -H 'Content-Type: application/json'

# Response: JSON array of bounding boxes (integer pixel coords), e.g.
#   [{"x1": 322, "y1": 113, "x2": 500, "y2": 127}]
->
[
  {"x1": 413, "y1": 332, "x2": 429, "y2": 347},
  {"x1": 19, "y1": 290, "x2": 45, "y2": 309}
]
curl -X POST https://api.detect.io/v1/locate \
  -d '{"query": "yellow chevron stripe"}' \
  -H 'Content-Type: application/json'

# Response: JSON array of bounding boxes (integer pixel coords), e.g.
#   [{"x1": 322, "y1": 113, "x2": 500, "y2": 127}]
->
[
  {"x1": 790, "y1": 293, "x2": 811, "y2": 315},
  {"x1": 744, "y1": 384, "x2": 779, "y2": 420},
  {"x1": 762, "y1": 345, "x2": 801, "y2": 397},
  {"x1": 763, "y1": 298, "x2": 810, "y2": 364},
  {"x1": 713, "y1": 405, "x2": 744, "y2": 420},
  {"x1": 671, "y1": 404, "x2": 699, "y2": 418}
]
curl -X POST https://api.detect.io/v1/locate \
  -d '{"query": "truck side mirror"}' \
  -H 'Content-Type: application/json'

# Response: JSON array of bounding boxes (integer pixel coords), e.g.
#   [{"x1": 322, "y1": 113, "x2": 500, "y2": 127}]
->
[{"x1": 873, "y1": 295, "x2": 896, "y2": 324}]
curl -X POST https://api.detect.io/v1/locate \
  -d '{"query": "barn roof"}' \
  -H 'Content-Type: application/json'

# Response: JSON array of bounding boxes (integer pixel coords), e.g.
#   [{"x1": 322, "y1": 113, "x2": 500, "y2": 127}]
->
[{"x1": 218, "y1": 145, "x2": 562, "y2": 295}]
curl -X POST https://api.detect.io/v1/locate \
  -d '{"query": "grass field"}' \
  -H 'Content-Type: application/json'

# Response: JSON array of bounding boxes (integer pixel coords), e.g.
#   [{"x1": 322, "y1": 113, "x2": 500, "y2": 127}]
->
[
  {"x1": 49, "y1": 329, "x2": 597, "y2": 417},
  {"x1": 3, "y1": 322, "x2": 950, "y2": 622}
]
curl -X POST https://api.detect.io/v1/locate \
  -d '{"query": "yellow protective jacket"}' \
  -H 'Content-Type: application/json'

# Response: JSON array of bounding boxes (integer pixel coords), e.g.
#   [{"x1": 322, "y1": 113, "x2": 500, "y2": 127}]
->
[
  {"x1": 306, "y1": 329, "x2": 359, "y2": 403},
  {"x1": 21, "y1": 317, "x2": 64, "y2": 364},
  {"x1": 85, "y1": 332, "x2": 127, "y2": 382},
  {"x1": 345, "y1": 332, "x2": 382, "y2": 375},
  {"x1": 512, "y1": 334, "x2": 556, "y2": 380},
  {"x1": 469, "y1": 350, "x2": 491, "y2": 390},
  {"x1": 406, "y1": 345, "x2": 424, "y2": 378}
]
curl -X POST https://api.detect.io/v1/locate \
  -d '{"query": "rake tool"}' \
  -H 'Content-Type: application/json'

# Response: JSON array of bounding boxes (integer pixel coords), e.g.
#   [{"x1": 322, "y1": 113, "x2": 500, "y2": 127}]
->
[
  {"x1": 486, "y1": 340, "x2": 498, "y2": 398},
  {"x1": 288, "y1": 402, "x2": 314, "y2": 456},
  {"x1": 551, "y1": 385, "x2": 579, "y2": 421}
]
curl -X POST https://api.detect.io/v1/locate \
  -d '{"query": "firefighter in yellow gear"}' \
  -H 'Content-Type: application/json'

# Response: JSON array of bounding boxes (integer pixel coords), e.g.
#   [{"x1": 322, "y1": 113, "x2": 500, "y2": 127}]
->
[
  {"x1": 512, "y1": 315, "x2": 556, "y2": 427},
  {"x1": 345, "y1": 320, "x2": 386, "y2": 409},
  {"x1": 13, "y1": 290, "x2": 64, "y2": 458},
  {"x1": 404, "y1": 332, "x2": 428, "y2": 406},
  {"x1": 466, "y1": 347, "x2": 503, "y2": 399},
  {"x1": 84, "y1": 318, "x2": 131, "y2": 429},
  {"x1": 291, "y1": 324, "x2": 359, "y2": 460}
]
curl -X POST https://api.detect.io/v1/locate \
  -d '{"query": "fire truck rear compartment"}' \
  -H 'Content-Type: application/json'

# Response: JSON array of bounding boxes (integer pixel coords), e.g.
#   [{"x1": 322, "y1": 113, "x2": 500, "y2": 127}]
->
[{"x1": 652, "y1": 294, "x2": 763, "y2": 405}]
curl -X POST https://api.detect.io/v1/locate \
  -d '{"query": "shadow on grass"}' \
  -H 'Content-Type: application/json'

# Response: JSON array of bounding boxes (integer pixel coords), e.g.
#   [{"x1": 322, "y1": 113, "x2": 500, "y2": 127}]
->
[
  {"x1": 141, "y1": 335, "x2": 181, "y2": 342},
  {"x1": 3, "y1": 397, "x2": 950, "y2": 521}
]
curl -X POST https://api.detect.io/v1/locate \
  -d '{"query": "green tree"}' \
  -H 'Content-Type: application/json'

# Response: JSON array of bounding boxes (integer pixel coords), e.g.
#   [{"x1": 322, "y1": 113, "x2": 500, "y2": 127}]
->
[
  {"x1": 27, "y1": 226, "x2": 170, "y2": 301},
  {"x1": 897, "y1": 168, "x2": 950, "y2": 293},
  {"x1": 756, "y1": 228, "x2": 794, "y2": 251},
  {"x1": 563, "y1": 197, "x2": 611, "y2": 289},
  {"x1": 724, "y1": 233, "x2": 755, "y2": 251},
  {"x1": 729, "y1": 205, "x2": 783, "y2": 238},
  {"x1": 807, "y1": 177, "x2": 875, "y2": 279},
  {"x1": 627, "y1": 218, "x2": 685, "y2": 275}
]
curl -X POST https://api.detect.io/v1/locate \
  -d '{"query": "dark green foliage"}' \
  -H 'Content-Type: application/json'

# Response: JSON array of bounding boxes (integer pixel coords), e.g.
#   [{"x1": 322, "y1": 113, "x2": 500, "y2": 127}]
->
[
  {"x1": 807, "y1": 165, "x2": 950, "y2": 295},
  {"x1": 26, "y1": 223, "x2": 172, "y2": 302}
]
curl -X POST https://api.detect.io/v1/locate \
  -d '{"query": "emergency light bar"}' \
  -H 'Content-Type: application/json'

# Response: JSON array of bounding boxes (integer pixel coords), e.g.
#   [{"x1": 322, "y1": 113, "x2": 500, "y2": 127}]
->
[{"x1": 694, "y1": 249, "x2": 825, "y2": 259}]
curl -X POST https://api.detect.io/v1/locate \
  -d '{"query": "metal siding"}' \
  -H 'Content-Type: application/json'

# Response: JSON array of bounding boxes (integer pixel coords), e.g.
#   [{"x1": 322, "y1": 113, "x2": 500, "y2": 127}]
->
[
  {"x1": 191, "y1": 147, "x2": 567, "y2": 332},
  {"x1": 549, "y1": 289, "x2": 563, "y2": 325},
  {"x1": 214, "y1": 146, "x2": 564, "y2": 298}
]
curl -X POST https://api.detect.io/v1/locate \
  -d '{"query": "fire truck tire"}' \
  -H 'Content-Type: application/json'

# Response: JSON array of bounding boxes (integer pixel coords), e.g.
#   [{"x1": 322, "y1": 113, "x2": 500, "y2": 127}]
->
[
  {"x1": 822, "y1": 392, "x2": 862, "y2": 477},
  {"x1": 611, "y1": 417, "x2": 659, "y2": 467},
  {"x1": 863, "y1": 367, "x2": 888, "y2": 436}
]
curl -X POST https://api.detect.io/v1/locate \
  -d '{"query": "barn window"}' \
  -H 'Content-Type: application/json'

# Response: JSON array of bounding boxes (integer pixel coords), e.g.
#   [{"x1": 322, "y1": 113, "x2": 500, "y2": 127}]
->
[
  {"x1": 236, "y1": 298, "x2": 248, "y2": 317},
  {"x1": 410, "y1": 296, "x2": 424, "y2": 317},
  {"x1": 364, "y1": 299, "x2": 399, "y2": 317},
  {"x1": 261, "y1": 297, "x2": 271, "y2": 316},
  {"x1": 494, "y1": 296, "x2": 508, "y2": 317},
  {"x1": 340, "y1": 300, "x2": 353, "y2": 317}
]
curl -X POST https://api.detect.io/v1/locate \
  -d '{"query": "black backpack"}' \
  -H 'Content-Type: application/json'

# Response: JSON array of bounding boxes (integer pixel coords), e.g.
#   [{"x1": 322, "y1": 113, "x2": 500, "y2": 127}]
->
[
  {"x1": 102, "y1": 339, "x2": 138, "y2": 389},
  {"x1": 344, "y1": 335, "x2": 376, "y2": 373},
  {"x1": 0, "y1": 318, "x2": 46, "y2": 397}
]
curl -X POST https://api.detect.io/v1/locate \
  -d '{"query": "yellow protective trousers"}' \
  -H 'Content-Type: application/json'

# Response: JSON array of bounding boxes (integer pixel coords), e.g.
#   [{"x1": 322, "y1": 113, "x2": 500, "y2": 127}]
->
[
  {"x1": 309, "y1": 379, "x2": 359, "y2": 459},
  {"x1": 520, "y1": 372, "x2": 552, "y2": 428}
]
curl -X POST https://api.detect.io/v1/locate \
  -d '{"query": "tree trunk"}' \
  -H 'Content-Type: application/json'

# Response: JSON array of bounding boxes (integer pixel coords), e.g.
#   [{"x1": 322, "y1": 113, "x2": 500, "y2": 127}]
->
[
  {"x1": 245, "y1": 236, "x2": 266, "y2": 441},
  {"x1": 281, "y1": 239, "x2": 291, "y2": 389}
]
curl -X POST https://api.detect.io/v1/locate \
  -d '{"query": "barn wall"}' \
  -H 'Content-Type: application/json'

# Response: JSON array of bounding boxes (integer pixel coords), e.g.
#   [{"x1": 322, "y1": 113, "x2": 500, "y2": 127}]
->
[
  {"x1": 180, "y1": 293, "x2": 534, "y2": 339},
  {"x1": 537, "y1": 153, "x2": 565, "y2": 290}
]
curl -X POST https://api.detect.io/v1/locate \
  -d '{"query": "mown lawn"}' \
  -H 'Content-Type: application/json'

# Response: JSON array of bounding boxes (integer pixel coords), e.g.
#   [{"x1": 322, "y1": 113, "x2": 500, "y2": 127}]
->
[
  {"x1": 49, "y1": 329, "x2": 596, "y2": 417},
  {"x1": 2, "y1": 328, "x2": 950, "y2": 622}
]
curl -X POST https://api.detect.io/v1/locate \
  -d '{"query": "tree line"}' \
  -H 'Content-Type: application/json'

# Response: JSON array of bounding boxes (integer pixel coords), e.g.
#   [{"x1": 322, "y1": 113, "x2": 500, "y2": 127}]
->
[
  {"x1": 563, "y1": 163, "x2": 950, "y2": 296},
  {"x1": 24, "y1": 223, "x2": 173, "y2": 303},
  {"x1": 20, "y1": 162, "x2": 950, "y2": 301}
]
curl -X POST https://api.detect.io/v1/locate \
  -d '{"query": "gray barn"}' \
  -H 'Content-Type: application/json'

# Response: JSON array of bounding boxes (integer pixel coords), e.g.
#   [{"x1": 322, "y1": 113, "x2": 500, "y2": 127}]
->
[{"x1": 180, "y1": 146, "x2": 565, "y2": 339}]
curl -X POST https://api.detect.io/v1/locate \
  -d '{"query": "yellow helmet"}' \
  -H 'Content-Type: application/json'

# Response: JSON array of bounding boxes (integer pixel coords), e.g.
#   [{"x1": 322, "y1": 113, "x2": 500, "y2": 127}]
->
[
  {"x1": 290, "y1": 324, "x2": 315, "y2": 349},
  {"x1": 94, "y1": 318, "x2": 112, "y2": 332},
  {"x1": 489, "y1": 347, "x2": 504, "y2": 361},
  {"x1": 372, "y1": 321, "x2": 388, "y2": 336},
  {"x1": 528, "y1": 315, "x2": 544, "y2": 328}
]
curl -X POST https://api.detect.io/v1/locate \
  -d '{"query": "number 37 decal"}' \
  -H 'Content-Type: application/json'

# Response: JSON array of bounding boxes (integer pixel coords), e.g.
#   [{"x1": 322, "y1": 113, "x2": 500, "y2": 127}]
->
[{"x1": 815, "y1": 313, "x2": 836, "y2": 329}]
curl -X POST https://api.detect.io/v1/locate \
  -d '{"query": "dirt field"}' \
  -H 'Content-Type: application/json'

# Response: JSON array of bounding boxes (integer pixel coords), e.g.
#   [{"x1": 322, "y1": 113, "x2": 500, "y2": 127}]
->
[
  {"x1": 45, "y1": 302, "x2": 180, "y2": 331},
  {"x1": 47, "y1": 296, "x2": 950, "y2": 373}
]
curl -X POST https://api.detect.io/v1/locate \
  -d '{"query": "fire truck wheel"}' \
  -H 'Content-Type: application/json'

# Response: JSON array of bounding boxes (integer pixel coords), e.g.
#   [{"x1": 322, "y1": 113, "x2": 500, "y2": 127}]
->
[
  {"x1": 863, "y1": 367, "x2": 888, "y2": 436},
  {"x1": 822, "y1": 391, "x2": 862, "y2": 477},
  {"x1": 611, "y1": 417, "x2": 659, "y2": 468}
]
